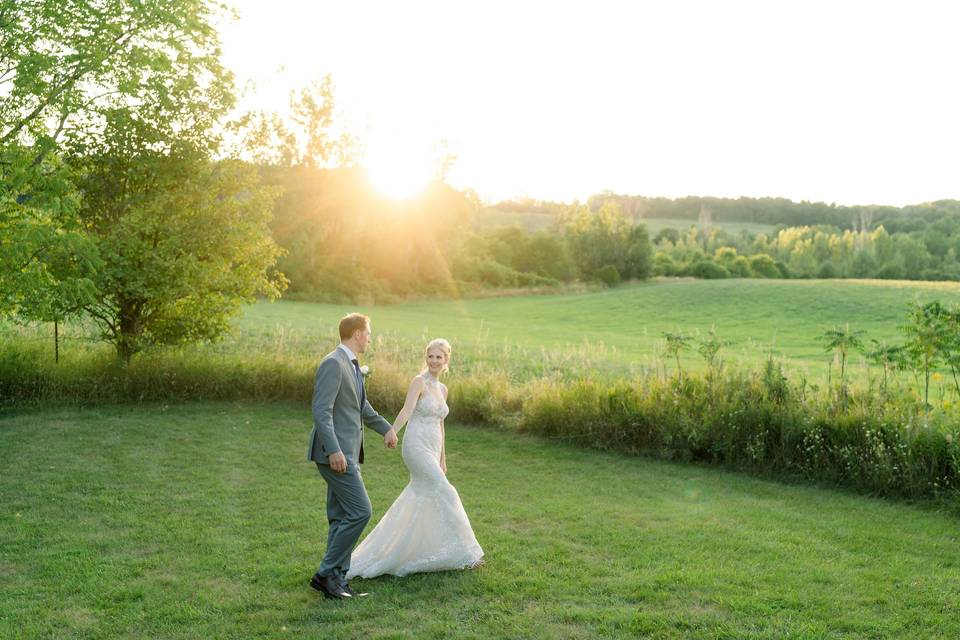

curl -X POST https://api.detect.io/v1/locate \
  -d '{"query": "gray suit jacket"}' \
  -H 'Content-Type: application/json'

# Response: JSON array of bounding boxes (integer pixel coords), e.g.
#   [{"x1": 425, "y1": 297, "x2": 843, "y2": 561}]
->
[{"x1": 308, "y1": 347, "x2": 392, "y2": 465}]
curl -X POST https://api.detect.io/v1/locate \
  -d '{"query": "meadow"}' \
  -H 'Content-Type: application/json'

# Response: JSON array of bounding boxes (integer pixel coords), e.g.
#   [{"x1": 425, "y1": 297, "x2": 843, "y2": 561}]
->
[
  {"x1": 13, "y1": 277, "x2": 960, "y2": 383},
  {"x1": 216, "y1": 278, "x2": 960, "y2": 381},
  {"x1": 3, "y1": 403, "x2": 959, "y2": 640},
  {"x1": 7, "y1": 278, "x2": 960, "y2": 505}
]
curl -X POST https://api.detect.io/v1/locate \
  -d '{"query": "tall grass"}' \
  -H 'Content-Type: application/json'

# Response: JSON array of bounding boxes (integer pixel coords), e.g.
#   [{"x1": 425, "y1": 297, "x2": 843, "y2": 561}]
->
[
  {"x1": 3, "y1": 333, "x2": 959, "y2": 508},
  {"x1": 7, "y1": 279, "x2": 960, "y2": 506},
  {"x1": 13, "y1": 278, "x2": 960, "y2": 383},
  {"x1": 517, "y1": 370, "x2": 960, "y2": 503}
]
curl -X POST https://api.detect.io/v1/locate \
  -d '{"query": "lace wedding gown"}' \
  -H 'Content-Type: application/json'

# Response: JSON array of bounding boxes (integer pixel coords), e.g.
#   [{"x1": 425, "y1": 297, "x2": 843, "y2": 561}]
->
[{"x1": 347, "y1": 385, "x2": 484, "y2": 578}]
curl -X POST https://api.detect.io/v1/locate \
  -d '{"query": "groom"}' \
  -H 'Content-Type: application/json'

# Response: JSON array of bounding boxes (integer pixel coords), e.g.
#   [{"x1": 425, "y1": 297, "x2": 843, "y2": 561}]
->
[{"x1": 307, "y1": 313, "x2": 398, "y2": 599}]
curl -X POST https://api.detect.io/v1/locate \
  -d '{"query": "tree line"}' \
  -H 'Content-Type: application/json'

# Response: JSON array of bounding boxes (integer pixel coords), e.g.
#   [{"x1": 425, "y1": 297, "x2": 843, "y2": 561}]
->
[
  {"x1": 486, "y1": 194, "x2": 960, "y2": 282},
  {"x1": 268, "y1": 169, "x2": 653, "y2": 301},
  {"x1": 583, "y1": 192, "x2": 960, "y2": 231},
  {"x1": 650, "y1": 223, "x2": 960, "y2": 281}
]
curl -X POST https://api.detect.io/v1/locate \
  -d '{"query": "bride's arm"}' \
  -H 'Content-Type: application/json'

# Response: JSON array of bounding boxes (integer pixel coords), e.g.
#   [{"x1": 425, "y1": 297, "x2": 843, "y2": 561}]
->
[
  {"x1": 440, "y1": 419, "x2": 446, "y2": 474},
  {"x1": 440, "y1": 384, "x2": 448, "y2": 473},
  {"x1": 391, "y1": 376, "x2": 425, "y2": 435}
]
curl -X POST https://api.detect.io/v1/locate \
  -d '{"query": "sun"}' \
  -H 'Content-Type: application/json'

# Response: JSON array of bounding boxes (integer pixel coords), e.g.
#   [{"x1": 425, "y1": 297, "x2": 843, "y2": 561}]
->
[{"x1": 363, "y1": 137, "x2": 435, "y2": 200}]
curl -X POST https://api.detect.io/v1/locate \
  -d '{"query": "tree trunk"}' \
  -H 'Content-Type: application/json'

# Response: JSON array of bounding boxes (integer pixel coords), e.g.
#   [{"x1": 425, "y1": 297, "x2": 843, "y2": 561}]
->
[
  {"x1": 117, "y1": 338, "x2": 134, "y2": 365},
  {"x1": 116, "y1": 301, "x2": 142, "y2": 364}
]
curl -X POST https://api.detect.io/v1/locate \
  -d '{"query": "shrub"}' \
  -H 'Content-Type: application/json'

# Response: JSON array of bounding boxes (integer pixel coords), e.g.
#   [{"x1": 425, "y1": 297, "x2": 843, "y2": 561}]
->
[
  {"x1": 691, "y1": 260, "x2": 730, "y2": 279},
  {"x1": 749, "y1": 254, "x2": 781, "y2": 278},
  {"x1": 453, "y1": 256, "x2": 519, "y2": 287},
  {"x1": 595, "y1": 264, "x2": 621, "y2": 287},
  {"x1": 653, "y1": 252, "x2": 679, "y2": 276},
  {"x1": 817, "y1": 261, "x2": 838, "y2": 279},
  {"x1": 518, "y1": 370, "x2": 960, "y2": 504}
]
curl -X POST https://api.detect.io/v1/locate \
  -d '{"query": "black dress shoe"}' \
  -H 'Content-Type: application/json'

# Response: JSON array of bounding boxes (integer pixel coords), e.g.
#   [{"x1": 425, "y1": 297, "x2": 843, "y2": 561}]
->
[
  {"x1": 310, "y1": 573, "x2": 351, "y2": 599},
  {"x1": 340, "y1": 581, "x2": 368, "y2": 597}
]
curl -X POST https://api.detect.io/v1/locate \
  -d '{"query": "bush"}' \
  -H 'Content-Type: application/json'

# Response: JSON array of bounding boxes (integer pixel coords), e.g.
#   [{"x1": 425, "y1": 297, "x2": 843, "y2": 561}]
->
[
  {"x1": 817, "y1": 261, "x2": 838, "y2": 279},
  {"x1": 729, "y1": 255, "x2": 754, "y2": 278},
  {"x1": 453, "y1": 256, "x2": 518, "y2": 287},
  {"x1": 595, "y1": 264, "x2": 621, "y2": 287},
  {"x1": 518, "y1": 370, "x2": 960, "y2": 504},
  {"x1": 749, "y1": 254, "x2": 781, "y2": 278},
  {"x1": 653, "y1": 252, "x2": 679, "y2": 276},
  {"x1": 690, "y1": 260, "x2": 730, "y2": 279},
  {"x1": 876, "y1": 262, "x2": 906, "y2": 280},
  {"x1": 624, "y1": 224, "x2": 654, "y2": 279}
]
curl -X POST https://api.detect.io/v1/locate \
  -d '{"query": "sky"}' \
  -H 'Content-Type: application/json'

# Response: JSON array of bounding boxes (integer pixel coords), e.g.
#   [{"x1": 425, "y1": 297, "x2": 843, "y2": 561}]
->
[{"x1": 218, "y1": 0, "x2": 960, "y2": 207}]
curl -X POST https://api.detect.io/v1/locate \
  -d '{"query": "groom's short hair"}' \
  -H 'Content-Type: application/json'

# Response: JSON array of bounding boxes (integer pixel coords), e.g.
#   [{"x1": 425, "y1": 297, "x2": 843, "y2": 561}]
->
[{"x1": 339, "y1": 313, "x2": 370, "y2": 340}]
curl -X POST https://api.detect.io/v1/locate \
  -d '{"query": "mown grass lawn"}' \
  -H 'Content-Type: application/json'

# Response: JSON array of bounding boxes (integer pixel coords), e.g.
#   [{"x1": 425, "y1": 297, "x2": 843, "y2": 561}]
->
[{"x1": 2, "y1": 403, "x2": 959, "y2": 639}]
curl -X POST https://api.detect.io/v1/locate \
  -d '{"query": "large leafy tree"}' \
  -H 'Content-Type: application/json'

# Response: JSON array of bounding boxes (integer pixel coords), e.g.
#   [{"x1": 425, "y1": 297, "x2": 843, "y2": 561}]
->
[
  {"x1": 0, "y1": 147, "x2": 97, "y2": 315},
  {"x1": 74, "y1": 121, "x2": 286, "y2": 361},
  {"x1": 0, "y1": 0, "x2": 234, "y2": 315}
]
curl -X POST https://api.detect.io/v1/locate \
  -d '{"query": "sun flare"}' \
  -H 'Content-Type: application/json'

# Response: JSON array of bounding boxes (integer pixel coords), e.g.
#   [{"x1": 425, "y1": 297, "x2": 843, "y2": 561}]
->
[{"x1": 363, "y1": 138, "x2": 435, "y2": 200}]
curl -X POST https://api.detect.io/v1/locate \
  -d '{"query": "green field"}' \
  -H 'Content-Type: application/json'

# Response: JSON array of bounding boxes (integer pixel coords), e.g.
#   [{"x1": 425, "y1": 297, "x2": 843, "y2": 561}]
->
[
  {"x1": 15, "y1": 278, "x2": 960, "y2": 384},
  {"x1": 3, "y1": 403, "x2": 959, "y2": 639},
  {"x1": 225, "y1": 278, "x2": 960, "y2": 381}
]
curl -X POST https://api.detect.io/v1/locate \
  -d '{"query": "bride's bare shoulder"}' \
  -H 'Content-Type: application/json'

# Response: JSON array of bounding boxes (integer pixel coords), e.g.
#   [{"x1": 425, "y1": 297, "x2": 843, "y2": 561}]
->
[{"x1": 409, "y1": 374, "x2": 426, "y2": 389}]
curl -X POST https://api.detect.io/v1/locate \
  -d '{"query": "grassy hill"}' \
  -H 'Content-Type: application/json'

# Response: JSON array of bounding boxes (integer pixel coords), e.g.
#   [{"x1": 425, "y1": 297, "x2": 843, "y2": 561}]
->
[
  {"x1": 232, "y1": 278, "x2": 960, "y2": 380},
  {"x1": 3, "y1": 403, "x2": 959, "y2": 639},
  {"x1": 9, "y1": 278, "x2": 960, "y2": 384}
]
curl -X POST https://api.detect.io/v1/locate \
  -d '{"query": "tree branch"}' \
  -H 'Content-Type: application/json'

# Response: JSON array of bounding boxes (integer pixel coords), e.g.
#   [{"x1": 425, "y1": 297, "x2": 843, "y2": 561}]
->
[
  {"x1": 16, "y1": 245, "x2": 48, "y2": 272},
  {"x1": 28, "y1": 108, "x2": 72, "y2": 169},
  {"x1": 83, "y1": 300, "x2": 118, "y2": 337},
  {"x1": 0, "y1": 24, "x2": 138, "y2": 144}
]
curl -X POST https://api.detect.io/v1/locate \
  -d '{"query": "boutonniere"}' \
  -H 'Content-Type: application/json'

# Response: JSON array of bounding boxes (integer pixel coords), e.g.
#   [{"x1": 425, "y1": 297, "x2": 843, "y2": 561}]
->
[{"x1": 359, "y1": 365, "x2": 371, "y2": 377}]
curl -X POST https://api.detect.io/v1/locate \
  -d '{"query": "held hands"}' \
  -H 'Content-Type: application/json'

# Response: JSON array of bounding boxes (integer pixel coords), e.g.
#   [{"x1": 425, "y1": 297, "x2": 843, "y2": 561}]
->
[
  {"x1": 384, "y1": 429, "x2": 398, "y2": 449},
  {"x1": 328, "y1": 451, "x2": 348, "y2": 474}
]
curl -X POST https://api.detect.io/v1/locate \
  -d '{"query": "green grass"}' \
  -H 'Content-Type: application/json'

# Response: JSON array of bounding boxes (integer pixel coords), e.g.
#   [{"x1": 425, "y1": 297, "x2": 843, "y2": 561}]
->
[
  {"x1": 2, "y1": 403, "x2": 960, "y2": 639},
  {"x1": 11, "y1": 278, "x2": 960, "y2": 383},
  {"x1": 235, "y1": 278, "x2": 960, "y2": 380}
]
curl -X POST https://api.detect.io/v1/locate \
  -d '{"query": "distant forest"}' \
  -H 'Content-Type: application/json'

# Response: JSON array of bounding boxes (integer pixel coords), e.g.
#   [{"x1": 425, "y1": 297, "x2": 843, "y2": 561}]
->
[
  {"x1": 481, "y1": 193, "x2": 960, "y2": 284},
  {"x1": 268, "y1": 178, "x2": 960, "y2": 305},
  {"x1": 494, "y1": 193, "x2": 960, "y2": 234}
]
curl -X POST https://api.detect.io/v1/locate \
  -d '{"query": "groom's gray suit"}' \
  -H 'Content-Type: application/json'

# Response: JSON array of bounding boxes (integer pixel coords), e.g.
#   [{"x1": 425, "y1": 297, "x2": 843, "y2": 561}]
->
[{"x1": 309, "y1": 345, "x2": 392, "y2": 580}]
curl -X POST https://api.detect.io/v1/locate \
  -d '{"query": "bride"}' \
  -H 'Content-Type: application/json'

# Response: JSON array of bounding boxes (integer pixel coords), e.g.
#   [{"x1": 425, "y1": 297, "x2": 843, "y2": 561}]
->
[{"x1": 347, "y1": 338, "x2": 484, "y2": 579}]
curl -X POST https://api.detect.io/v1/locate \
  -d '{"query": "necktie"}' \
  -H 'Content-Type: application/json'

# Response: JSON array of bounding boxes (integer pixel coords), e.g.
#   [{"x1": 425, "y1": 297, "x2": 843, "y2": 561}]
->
[{"x1": 352, "y1": 358, "x2": 364, "y2": 405}]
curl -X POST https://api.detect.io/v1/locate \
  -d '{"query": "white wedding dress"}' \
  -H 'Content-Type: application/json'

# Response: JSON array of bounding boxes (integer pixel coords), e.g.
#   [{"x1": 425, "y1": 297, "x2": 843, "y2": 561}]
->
[{"x1": 347, "y1": 383, "x2": 484, "y2": 578}]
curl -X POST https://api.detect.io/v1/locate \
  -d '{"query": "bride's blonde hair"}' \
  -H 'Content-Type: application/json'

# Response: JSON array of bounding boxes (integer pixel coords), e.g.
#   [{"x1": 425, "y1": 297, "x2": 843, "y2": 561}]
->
[{"x1": 421, "y1": 338, "x2": 452, "y2": 375}]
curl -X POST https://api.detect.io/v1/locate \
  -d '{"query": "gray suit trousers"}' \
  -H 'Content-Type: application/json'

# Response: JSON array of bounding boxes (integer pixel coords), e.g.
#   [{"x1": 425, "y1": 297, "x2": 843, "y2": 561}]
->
[{"x1": 316, "y1": 462, "x2": 373, "y2": 579}]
